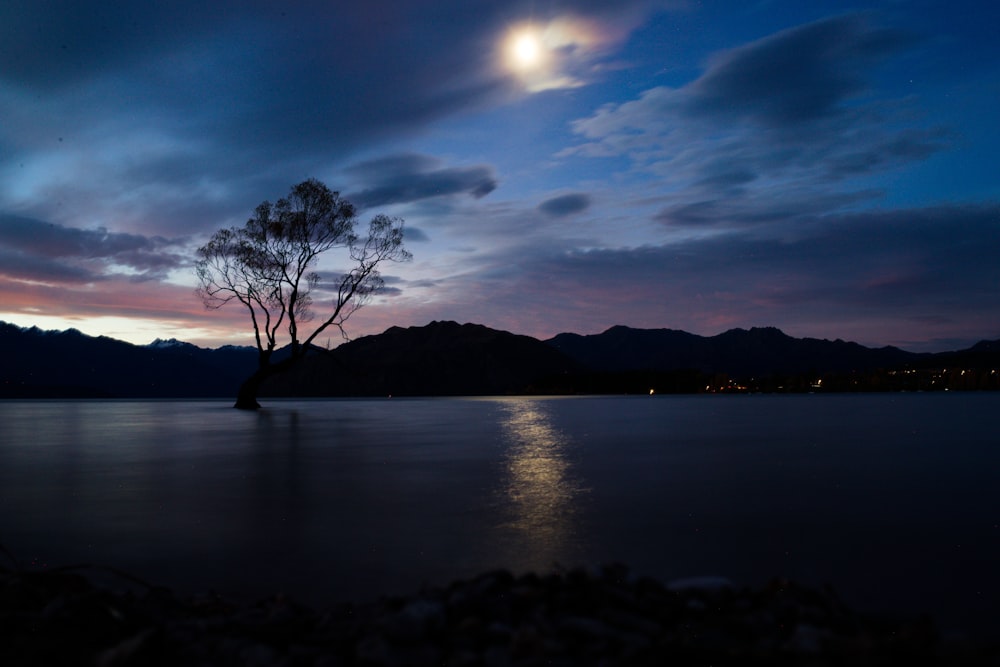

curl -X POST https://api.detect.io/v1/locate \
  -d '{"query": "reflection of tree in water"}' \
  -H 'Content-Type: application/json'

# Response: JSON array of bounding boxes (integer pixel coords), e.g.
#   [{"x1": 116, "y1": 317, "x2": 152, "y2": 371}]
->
[{"x1": 497, "y1": 399, "x2": 587, "y2": 570}]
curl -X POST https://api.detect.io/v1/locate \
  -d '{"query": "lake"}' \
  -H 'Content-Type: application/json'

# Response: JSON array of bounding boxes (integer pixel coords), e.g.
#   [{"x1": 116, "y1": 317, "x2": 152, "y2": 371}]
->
[{"x1": 0, "y1": 394, "x2": 997, "y2": 633}]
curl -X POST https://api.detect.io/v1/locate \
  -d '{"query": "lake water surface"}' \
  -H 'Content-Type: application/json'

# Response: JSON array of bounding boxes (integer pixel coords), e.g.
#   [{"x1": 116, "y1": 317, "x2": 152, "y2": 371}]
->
[{"x1": 1, "y1": 394, "x2": 997, "y2": 632}]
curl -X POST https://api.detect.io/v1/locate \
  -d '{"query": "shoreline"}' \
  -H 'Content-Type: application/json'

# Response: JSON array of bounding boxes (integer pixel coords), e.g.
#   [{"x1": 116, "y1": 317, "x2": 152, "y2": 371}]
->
[{"x1": 3, "y1": 562, "x2": 996, "y2": 666}]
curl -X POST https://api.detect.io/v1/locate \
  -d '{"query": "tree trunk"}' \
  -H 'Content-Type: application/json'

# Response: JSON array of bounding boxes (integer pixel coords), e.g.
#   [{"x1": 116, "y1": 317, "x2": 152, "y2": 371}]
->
[
  {"x1": 233, "y1": 352, "x2": 299, "y2": 410},
  {"x1": 234, "y1": 371, "x2": 264, "y2": 410}
]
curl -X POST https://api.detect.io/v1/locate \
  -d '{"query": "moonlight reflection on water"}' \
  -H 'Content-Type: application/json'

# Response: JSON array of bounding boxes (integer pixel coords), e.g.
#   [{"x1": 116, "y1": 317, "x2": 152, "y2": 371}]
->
[{"x1": 496, "y1": 399, "x2": 588, "y2": 570}]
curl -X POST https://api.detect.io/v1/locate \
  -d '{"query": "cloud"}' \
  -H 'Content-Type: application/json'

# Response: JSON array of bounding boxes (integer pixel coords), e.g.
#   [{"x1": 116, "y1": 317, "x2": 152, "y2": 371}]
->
[
  {"x1": 0, "y1": 214, "x2": 187, "y2": 283},
  {"x1": 404, "y1": 226, "x2": 431, "y2": 243},
  {"x1": 345, "y1": 153, "x2": 497, "y2": 209},
  {"x1": 0, "y1": 247, "x2": 97, "y2": 284},
  {"x1": 682, "y1": 14, "x2": 914, "y2": 126},
  {"x1": 573, "y1": 14, "x2": 915, "y2": 137},
  {"x1": 564, "y1": 13, "x2": 948, "y2": 227},
  {"x1": 538, "y1": 193, "x2": 592, "y2": 217},
  {"x1": 0, "y1": 214, "x2": 172, "y2": 259},
  {"x1": 655, "y1": 189, "x2": 878, "y2": 227}
]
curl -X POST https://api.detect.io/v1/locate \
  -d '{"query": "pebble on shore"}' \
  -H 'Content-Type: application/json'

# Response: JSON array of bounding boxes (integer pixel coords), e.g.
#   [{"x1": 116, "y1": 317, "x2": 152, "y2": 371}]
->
[{"x1": 1, "y1": 561, "x2": 997, "y2": 666}]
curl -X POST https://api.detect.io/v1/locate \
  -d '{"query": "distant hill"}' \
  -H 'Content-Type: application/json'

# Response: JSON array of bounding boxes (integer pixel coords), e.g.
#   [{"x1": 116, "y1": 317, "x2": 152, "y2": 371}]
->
[
  {"x1": 260, "y1": 320, "x2": 580, "y2": 397},
  {"x1": 1, "y1": 319, "x2": 998, "y2": 398},
  {"x1": 929, "y1": 339, "x2": 1000, "y2": 370},
  {"x1": 546, "y1": 325, "x2": 920, "y2": 376},
  {"x1": 0, "y1": 321, "x2": 255, "y2": 398}
]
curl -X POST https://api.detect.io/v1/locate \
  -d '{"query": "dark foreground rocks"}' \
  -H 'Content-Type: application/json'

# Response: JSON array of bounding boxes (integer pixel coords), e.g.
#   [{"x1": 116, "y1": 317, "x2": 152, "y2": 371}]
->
[{"x1": 2, "y1": 562, "x2": 997, "y2": 666}]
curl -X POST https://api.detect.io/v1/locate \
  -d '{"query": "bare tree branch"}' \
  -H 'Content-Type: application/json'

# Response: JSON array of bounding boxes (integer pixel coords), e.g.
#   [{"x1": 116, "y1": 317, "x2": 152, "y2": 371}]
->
[{"x1": 194, "y1": 179, "x2": 411, "y2": 408}]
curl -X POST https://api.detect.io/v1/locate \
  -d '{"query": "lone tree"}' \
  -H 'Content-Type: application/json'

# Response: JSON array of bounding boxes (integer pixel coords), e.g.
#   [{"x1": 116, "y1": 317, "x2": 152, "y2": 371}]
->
[{"x1": 196, "y1": 179, "x2": 411, "y2": 409}]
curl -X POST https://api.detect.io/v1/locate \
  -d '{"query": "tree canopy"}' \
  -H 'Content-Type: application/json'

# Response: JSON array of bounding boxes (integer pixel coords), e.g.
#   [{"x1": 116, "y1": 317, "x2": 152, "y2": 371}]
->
[{"x1": 196, "y1": 179, "x2": 411, "y2": 408}]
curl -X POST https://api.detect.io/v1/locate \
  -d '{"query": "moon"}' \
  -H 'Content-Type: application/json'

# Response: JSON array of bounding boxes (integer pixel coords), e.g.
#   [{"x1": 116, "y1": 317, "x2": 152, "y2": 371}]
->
[
  {"x1": 505, "y1": 27, "x2": 546, "y2": 71},
  {"x1": 513, "y1": 33, "x2": 542, "y2": 68}
]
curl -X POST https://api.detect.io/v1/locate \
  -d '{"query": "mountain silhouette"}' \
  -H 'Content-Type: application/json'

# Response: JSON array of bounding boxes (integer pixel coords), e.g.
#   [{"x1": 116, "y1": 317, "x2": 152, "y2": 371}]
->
[
  {"x1": 546, "y1": 325, "x2": 918, "y2": 376},
  {"x1": 1, "y1": 319, "x2": 997, "y2": 398},
  {"x1": 260, "y1": 320, "x2": 580, "y2": 396},
  {"x1": 0, "y1": 321, "x2": 255, "y2": 398}
]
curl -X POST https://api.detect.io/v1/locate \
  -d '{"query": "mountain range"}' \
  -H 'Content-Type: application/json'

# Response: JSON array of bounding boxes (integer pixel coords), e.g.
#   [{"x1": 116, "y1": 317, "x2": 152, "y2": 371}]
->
[{"x1": 2, "y1": 319, "x2": 998, "y2": 398}]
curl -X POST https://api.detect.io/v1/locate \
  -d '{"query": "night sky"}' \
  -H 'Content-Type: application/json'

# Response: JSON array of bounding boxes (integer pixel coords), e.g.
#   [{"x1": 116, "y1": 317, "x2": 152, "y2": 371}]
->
[{"x1": 1, "y1": 0, "x2": 997, "y2": 352}]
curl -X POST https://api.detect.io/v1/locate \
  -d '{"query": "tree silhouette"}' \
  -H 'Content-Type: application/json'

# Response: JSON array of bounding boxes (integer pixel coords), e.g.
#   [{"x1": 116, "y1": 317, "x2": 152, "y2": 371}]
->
[{"x1": 196, "y1": 179, "x2": 411, "y2": 408}]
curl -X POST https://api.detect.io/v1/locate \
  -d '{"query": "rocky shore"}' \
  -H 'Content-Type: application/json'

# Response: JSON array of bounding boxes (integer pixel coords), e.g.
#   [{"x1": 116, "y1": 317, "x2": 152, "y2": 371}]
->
[{"x1": 2, "y1": 561, "x2": 997, "y2": 666}]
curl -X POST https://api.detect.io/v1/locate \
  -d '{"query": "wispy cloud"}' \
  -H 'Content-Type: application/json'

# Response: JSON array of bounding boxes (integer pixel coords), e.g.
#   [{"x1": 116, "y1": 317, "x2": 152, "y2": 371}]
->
[
  {"x1": 345, "y1": 154, "x2": 497, "y2": 209},
  {"x1": 0, "y1": 214, "x2": 187, "y2": 283},
  {"x1": 538, "y1": 193, "x2": 592, "y2": 217},
  {"x1": 564, "y1": 14, "x2": 951, "y2": 228}
]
